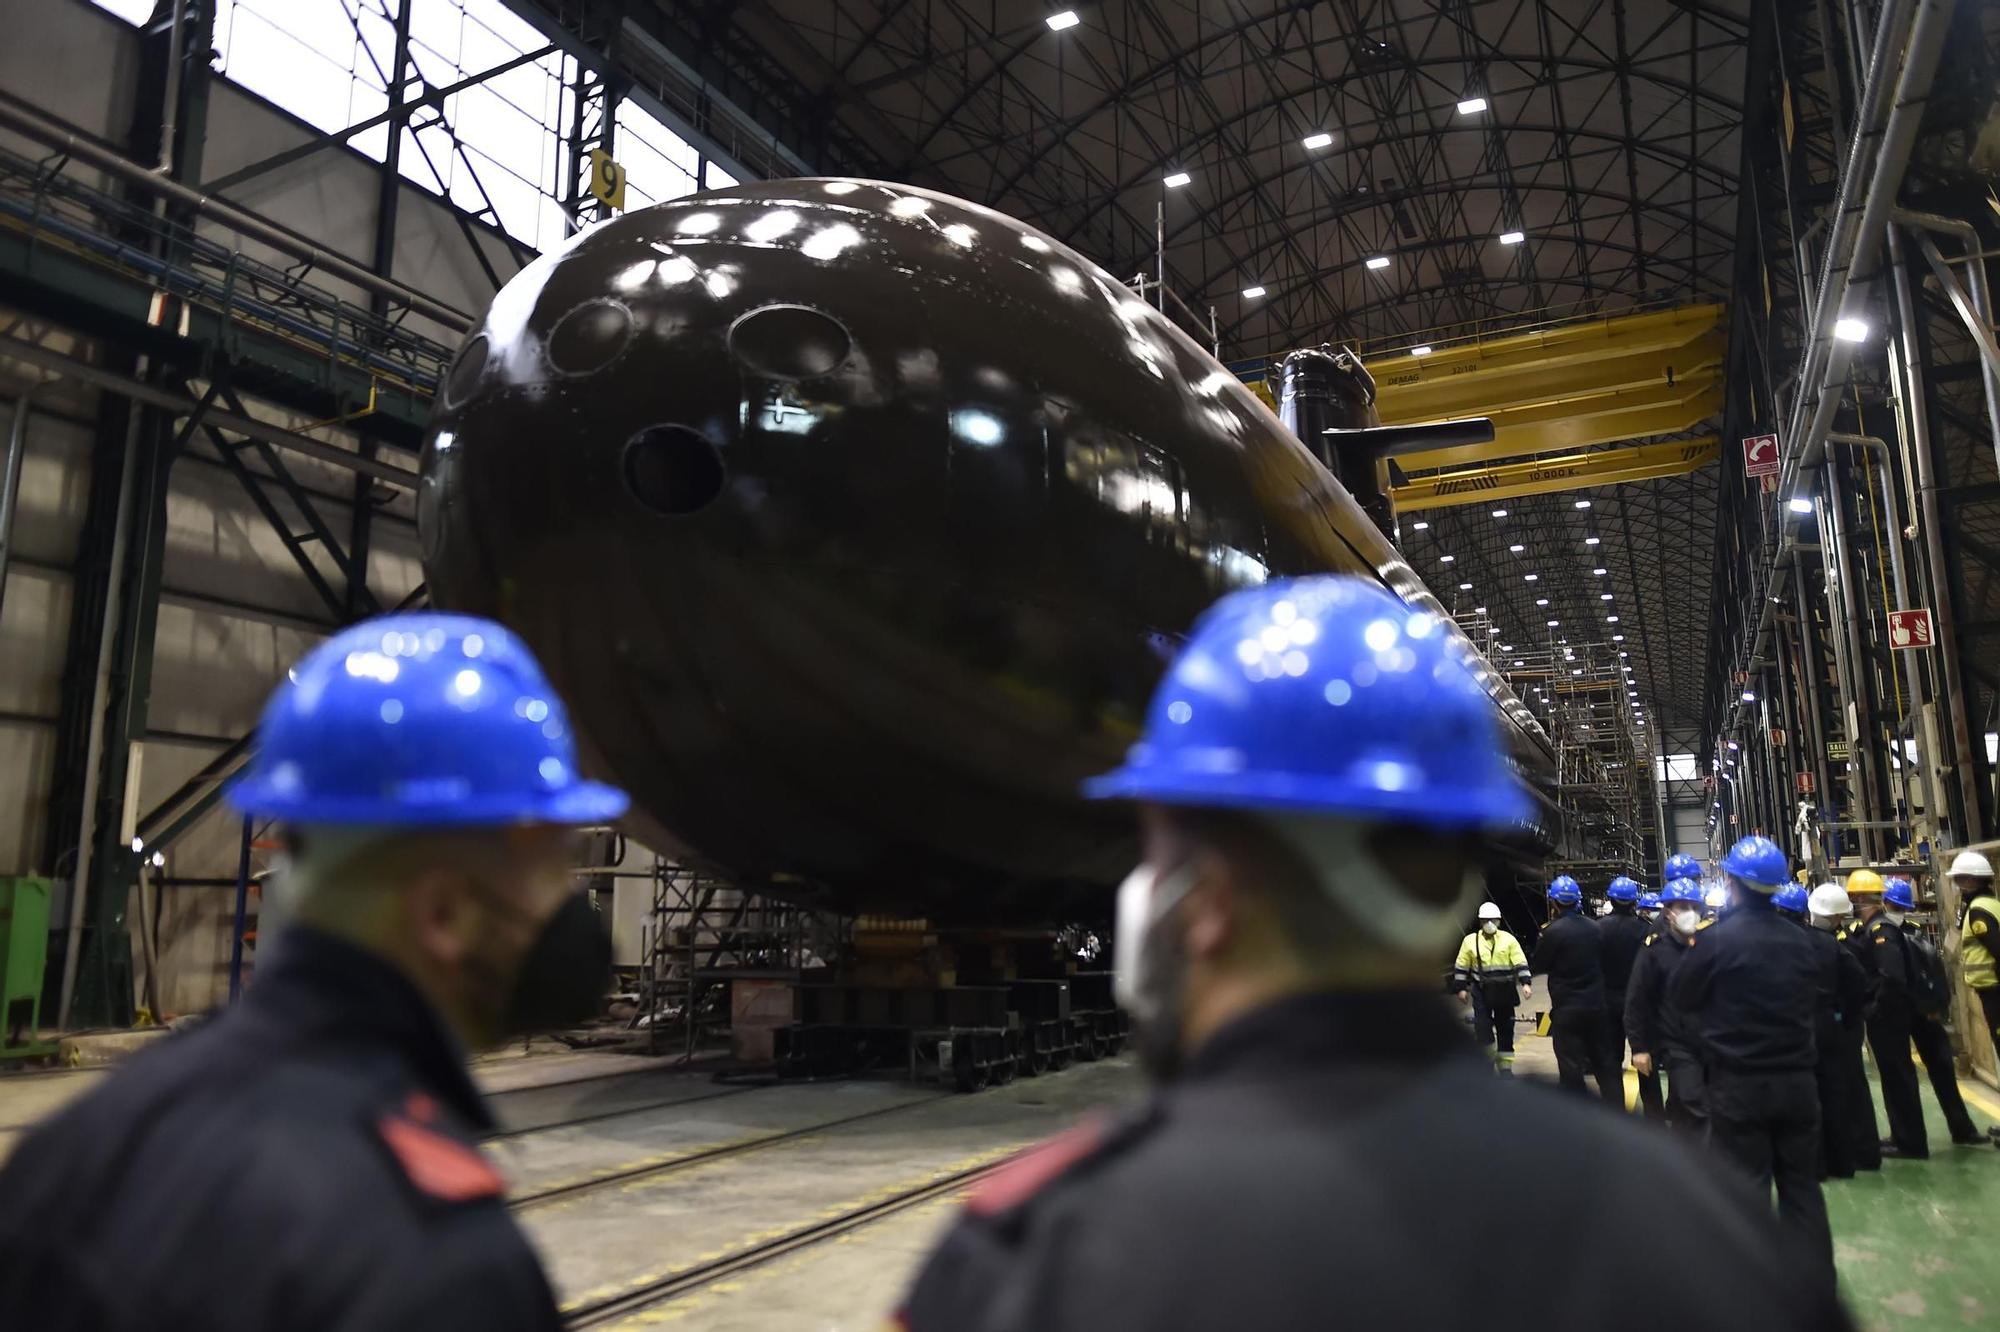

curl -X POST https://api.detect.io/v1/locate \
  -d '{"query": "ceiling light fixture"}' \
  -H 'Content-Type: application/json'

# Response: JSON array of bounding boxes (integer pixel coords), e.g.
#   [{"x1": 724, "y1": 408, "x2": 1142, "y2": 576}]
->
[
  {"x1": 1833, "y1": 316, "x2": 1870, "y2": 342},
  {"x1": 1788, "y1": 496, "x2": 1815, "y2": 514},
  {"x1": 1592, "y1": 568, "x2": 1607, "y2": 576},
  {"x1": 1045, "y1": 10, "x2": 1081, "y2": 30},
  {"x1": 1584, "y1": 536, "x2": 1600, "y2": 546},
  {"x1": 1366, "y1": 255, "x2": 1392, "y2": 270},
  {"x1": 1524, "y1": 573, "x2": 1539, "y2": 581},
  {"x1": 1509, "y1": 543, "x2": 1525, "y2": 553},
  {"x1": 1411, "y1": 520, "x2": 1430, "y2": 530},
  {"x1": 1459, "y1": 582, "x2": 1473, "y2": 590},
  {"x1": 1411, "y1": 344, "x2": 1434, "y2": 356},
  {"x1": 1457, "y1": 96, "x2": 1487, "y2": 115},
  {"x1": 1491, "y1": 508, "x2": 1508, "y2": 519},
  {"x1": 1163, "y1": 171, "x2": 1192, "y2": 188},
  {"x1": 1241, "y1": 285, "x2": 1266, "y2": 298},
  {"x1": 1574, "y1": 499, "x2": 1592, "y2": 509},
  {"x1": 1499, "y1": 230, "x2": 1524, "y2": 244},
  {"x1": 1302, "y1": 131, "x2": 1334, "y2": 150},
  {"x1": 1440, "y1": 554, "x2": 1455, "y2": 563}
]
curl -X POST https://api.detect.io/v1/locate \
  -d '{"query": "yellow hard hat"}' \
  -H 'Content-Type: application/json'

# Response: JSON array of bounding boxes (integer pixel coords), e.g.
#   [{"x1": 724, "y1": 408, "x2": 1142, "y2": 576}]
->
[{"x1": 1846, "y1": 868, "x2": 1885, "y2": 896}]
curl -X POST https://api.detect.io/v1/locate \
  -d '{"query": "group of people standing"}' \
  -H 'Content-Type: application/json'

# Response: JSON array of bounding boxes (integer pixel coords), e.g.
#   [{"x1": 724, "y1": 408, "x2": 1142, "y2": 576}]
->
[{"x1": 1452, "y1": 841, "x2": 2000, "y2": 1283}]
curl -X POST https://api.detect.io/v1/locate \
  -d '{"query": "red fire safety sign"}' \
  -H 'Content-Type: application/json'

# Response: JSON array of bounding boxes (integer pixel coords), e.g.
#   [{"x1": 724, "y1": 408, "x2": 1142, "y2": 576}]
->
[
  {"x1": 1887, "y1": 609, "x2": 1933, "y2": 649},
  {"x1": 1743, "y1": 433, "x2": 1780, "y2": 477}
]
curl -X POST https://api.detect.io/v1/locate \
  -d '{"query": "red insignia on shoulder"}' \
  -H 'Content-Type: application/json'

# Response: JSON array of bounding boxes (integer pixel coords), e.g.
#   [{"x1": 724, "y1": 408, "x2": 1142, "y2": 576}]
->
[
  {"x1": 378, "y1": 1112, "x2": 505, "y2": 1202},
  {"x1": 966, "y1": 1120, "x2": 1106, "y2": 1216}
]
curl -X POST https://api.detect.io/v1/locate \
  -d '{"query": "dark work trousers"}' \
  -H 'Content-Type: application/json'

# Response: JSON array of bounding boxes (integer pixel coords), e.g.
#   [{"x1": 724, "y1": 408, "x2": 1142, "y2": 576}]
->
[
  {"x1": 1870, "y1": 1000, "x2": 1981, "y2": 1153},
  {"x1": 1551, "y1": 1007, "x2": 1623, "y2": 1107},
  {"x1": 1837, "y1": 1025, "x2": 1881, "y2": 1170},
  {"x1": 1470, "y1": 986, "x2": 1516, "y2": 1054},
  {"x1": 1608, "y1": 989, "x2": 1662, "y2": 1118},
  {"x1": 1706, "y1": 1069, "x2": 1832, "y2": 1277},
  {"x1": 1664, "y1": 1050, "x2": 1707, "y2": 1131},
  {"x1": 1635, "y1": 1063, "x2": 1665, "y2": 1119},
  {"x1": 1812, "y1": 1044, "x2": 1854, "y2": 1178}
]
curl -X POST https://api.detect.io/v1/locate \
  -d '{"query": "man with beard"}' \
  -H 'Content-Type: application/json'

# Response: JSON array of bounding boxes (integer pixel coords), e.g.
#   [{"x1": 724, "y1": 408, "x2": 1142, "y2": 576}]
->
[{"x1": 897, "y1": 576, "x2": 1849, "y2": 1332}]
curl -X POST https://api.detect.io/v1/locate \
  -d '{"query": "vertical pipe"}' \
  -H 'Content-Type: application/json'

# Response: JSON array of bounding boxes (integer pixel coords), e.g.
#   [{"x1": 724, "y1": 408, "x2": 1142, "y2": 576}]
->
[
  {"x1": 0, "y1": 382, "x2": 45, "y2": 628},
  {"x1": 55, "y1": 397, "x2": 146, "y2": 1031},
  {"x1": 1823, "y1": 449, "x2": 1883, "y2": 860},
  {"x1": 1889, "y1": 229, "x2": 1984, "y2": 842},
  {"x1": 1155, "y1": 198, "x2": 1166, "y2": 312},
  {"x1": 228, "y1": 814, "x2": 251, "y2": 1000},
  {"x1": 155, "y1": 0, "x2": 187, "y2": 175}
]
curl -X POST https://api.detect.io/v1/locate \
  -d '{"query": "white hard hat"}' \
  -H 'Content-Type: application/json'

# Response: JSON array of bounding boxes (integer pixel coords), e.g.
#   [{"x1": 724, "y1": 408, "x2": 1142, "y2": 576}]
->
[
  {"x1": 1948, "y1": 850, "x2": 1994, "y2": 880},
  {"x1": 1477, "y1": 901, "x2": 1503, "y2": 921},
  {"x1": 1808, "y1": 883, "x2": 1852, "y2": 917}
]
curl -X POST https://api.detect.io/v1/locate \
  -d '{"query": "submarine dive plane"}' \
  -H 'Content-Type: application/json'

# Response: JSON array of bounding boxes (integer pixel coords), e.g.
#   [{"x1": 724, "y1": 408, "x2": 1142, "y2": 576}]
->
[{"x1": 418, "y1": 179, "x2": 1555, "y2": 924}]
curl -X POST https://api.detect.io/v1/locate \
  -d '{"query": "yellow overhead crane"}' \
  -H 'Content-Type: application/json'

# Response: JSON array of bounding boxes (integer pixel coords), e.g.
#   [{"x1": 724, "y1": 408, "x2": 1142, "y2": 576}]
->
[{"x1": 1392, "y1": 437, "x2": 1721, "y2": 512}]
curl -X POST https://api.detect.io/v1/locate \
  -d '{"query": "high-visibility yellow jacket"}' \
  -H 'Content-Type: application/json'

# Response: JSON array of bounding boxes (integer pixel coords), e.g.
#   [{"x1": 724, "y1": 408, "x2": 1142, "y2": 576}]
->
[
  {"x1": 1453, "y1": 930, "x2": 1530, "y2": 992},
  {"x1": 1962, "y1": 893, "x2": 2000, "y2": 990}
]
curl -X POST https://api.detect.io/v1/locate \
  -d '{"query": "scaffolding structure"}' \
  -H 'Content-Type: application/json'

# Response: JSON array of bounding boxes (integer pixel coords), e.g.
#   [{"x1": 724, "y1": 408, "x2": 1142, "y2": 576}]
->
[
  {"x1": 636, "y1": 859, "x2": 834, "y2": 1059},
  {"x1": 1500, "y1": 637, "x2": 1661, "y2": 893}
]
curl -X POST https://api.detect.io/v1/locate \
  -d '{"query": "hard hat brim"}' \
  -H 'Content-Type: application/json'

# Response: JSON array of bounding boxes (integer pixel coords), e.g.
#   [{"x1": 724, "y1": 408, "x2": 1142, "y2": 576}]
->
[
  {"x1": 1080, "y1": 764, "x2": 1531, "y2": 831},
  {"x1": 227, "y1": 777, "x2": 631, "y2": 828}
]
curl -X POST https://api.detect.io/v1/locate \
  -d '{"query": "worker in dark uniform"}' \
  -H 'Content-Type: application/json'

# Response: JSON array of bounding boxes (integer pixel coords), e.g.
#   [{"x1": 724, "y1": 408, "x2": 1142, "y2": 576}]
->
[
  {"x1": 1774, "y1": 884, "x2": 1810, "y2": 925},
  {"x1": 1804, "y1": 883, "x2": 1870, "y2": 1178},
  {"x1": 1948, "y1": 851, "x2": 2000, "y2": 1143},
  {"x1": 1536, "y1": 875, "x2": 1623, "y2": 1106},
  {"x1": 1861, "y1": 876, "x2": 1984, "y2": 1156},
  {"x1": 1638, "y1": 891, "x2": 1665, "y2": 935},
  {"x1": 0, "y1": 614, "x2": 627, "y2": 1330},
  {"x1": 1835, "y1": 874, "x2": 1884, "y2": 1172},
  {"x1": 1626, "y1": 877, "x2": 1709, "y2": 1131},
  {"x1": 1670, "y1": 836, "x2": 1833, "y2": 1277},
  {"x1": 899, "y1": 577, "x2": 1849, "y2": 1332},
  {"x1": 1600, "y1": 875, "x2": 1651, "y2": 1114},
  {"x1": 1665, "y1": 852, "x2": 1704, "y2": 886}
]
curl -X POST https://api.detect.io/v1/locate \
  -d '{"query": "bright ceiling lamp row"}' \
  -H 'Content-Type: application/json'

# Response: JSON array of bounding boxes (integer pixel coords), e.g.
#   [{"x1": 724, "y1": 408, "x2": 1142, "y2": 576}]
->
[{"x1": 1237, "y1": 229, "x2": 1524, "y2": 300}]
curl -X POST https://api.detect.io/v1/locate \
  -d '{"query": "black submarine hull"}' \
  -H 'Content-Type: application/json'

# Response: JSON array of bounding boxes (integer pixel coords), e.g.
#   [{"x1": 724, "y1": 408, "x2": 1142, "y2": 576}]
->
[{"x1": 419, "y1": 179, "x2": 1554, "y2": 922}]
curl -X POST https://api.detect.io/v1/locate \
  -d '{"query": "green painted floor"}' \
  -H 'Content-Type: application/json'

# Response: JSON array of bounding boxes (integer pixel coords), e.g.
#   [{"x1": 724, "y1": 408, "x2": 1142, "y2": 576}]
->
[{"x1": 1829, "y1": 1069, "x2": 2000, "y2": 1330}]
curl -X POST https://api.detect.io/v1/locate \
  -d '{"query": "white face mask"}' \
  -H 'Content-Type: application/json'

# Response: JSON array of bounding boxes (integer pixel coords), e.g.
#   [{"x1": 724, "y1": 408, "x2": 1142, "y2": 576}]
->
[
  {"x1": 1671, "y1": 908, "x2": 1702, "y2": 935},
  {"x1": 1640, "y1": 910, "x2": 1660, "y2": 922},
  {"x1": 1884, "y1": 909, "x2": 1907, "y2": 927},
  {"x1": 1112, "y1": 860, "x2": 1201, "y2": 1023},
  {"x1": 1480, "y1": 920, "x2": 1498, "y2": 936}
]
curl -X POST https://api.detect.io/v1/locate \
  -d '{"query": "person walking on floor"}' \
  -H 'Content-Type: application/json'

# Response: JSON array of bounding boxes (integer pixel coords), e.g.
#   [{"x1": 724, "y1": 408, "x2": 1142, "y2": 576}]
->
[
  {"x1": 1626, "y1": 877, "x2": 1710, "y2": 1131},
  {"x1": 1600, "y1": 876, "x2": 1654, "y2": 1115},
  {"x1": 1858, "y1": 876, "x2": 1985, "y2": 1157},
  {"x1": 1535, "y1": 876, "x2": 1623, "y2": 1106},
  {"x1": 1800, "y1": 884, "x2": 1869, "y2": 1179},
  {"x1": 1452, "y1": 902, "x2": 1532, "y2": 1074},
  {"x1": 1671, "y1": 836, "x2": 1835, "y2": 1279},
  {"x1": 1949, "y1": 851, "x2": 2000, "y2": 1144}
]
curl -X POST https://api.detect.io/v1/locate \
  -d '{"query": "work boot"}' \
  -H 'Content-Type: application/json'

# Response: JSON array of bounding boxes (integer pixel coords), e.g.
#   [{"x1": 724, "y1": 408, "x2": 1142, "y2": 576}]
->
[{"x1": 1879, "y1": 1140, "x2": 1929, "y2": 1160}]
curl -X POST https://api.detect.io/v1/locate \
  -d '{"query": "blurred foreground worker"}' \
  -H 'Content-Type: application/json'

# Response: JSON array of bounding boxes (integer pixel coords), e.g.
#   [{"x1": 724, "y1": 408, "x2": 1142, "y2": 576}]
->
[
  {"x1": 0, "y1": 614, "x2": 626, "y2": 1331},
  {"x1": 1671, "y1": 836, "x2": 1833, "y2": 1275},
  {"x1": 1537, "y1": 875, "x2": 1624, "y2": 1105},
  {"x1": 900, "y1": 577, "x2": 1848, "y2": 1332},
  {"x1": 1805, "y1": 884, "x2": 1872, "y2": 1178},
  {"x1": 1860, "y1": 876, "x2": 1984, "y2": 1156},
  {"x1": 1452, "y1": 902, "x2": 1532, "y2": 1073},
  {"x1": 1600, "y1": 876, "x2": 1653, "y2": 1114},
  {"x1": 1626, "y1": 877, "x2": 1710, "y2": 1130},
  {"x1": 1950, "y1": 852, "x2": 2000, "y2": 1108}
]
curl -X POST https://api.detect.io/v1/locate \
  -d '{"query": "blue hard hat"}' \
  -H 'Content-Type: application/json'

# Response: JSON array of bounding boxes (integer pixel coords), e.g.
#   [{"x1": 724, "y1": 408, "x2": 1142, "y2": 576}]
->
[
  {"x1": 1662, "y1": 877, "x2": 1703, "y2": 904},
  {"x1": 1884, "y1": 877, "x2": 1917, "y2": 910},
  {"x1": 1637, "y1": 892, "x2": 1663, "y2": 911},
  {"x1": 229, "y1": 613, "x2": 629, "y2": 827},
  {"x1": 1664, "y1": 852, "x2": 1702, "y2": 883},
  {"x1": 1548, "y1": 875, "x2": 1582, "y2": 906},
  {"x1": 1720, "y1": 835, "x2": 1789, "y2": 890},
  {"x1": 1607, "y1": 876, "x2": 1640, "y2": 903},
  {"x1": 1082, "y1": 576, "x2": 1530, "y2": 829},
  {"x1": 1773, "y1": 885, "x2": 1810, "y2": 915}
]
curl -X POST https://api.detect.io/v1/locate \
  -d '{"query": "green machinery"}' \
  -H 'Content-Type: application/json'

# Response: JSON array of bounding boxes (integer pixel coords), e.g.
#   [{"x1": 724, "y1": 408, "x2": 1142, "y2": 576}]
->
[{"x1": 0, "y1": 877, "x2": 57, "y2": 1060}]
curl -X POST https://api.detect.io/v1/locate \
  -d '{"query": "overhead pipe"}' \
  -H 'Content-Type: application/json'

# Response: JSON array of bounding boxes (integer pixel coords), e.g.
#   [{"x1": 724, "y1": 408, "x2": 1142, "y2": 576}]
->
[
  {"x1": 1895, "y1": 208, "x2": 2000, "y2": 481},
  {"x1": 154, "y1": 0, "x2": 188, "y2": 176},
  {"x1": 0, "y1": 381, "x2": 46, "y2": 627},
  {"x1": 1888, "y1": 228, "x2": 1985, "y2": 842},
  {"x1": 0, "y1": 93, "x2": 473, "y2": 333},
  {"x1": 1724, "y1": 0, "x2": 1948, "y2": 749},
  {"x1": 0, "y1": 338, "x2": 419, "y2": 489}
]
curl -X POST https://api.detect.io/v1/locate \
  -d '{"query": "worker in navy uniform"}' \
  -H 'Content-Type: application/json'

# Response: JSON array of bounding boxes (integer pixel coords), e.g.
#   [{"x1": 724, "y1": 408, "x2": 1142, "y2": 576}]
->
[
  {"x1": 1638, "y1": 890, "x2": 1665, "y2": 935},
  {"x1": 899, "y1": 576, "x2": 1849, "y2": 1332},
  {"x1": 1626, "y1": 876, "x2": 1709, "y2": 1130},
  {"x1": 1804, "y1": 883, "x2": 1872, "y2": 1178},
  {"x1": 1774, "y1": 883, "x2": 1810, "y2": 926},
  {"x1": 1670, "y1": 836, "x2": 1834, "y2": 1275},
  {"x1": 1858, "y1": 876, "x2": 1984, "y2": 1156},
  {"x1": 0, "y1": 614, "x2": 627, "y2": 1331},
  {"x1": 1599, "y1": 875, "x2": 1652, "y2": 1113},
  {"x1": 1834, "y1": 873, "x2": 1884, "y2": 1171},
  {"x1": 1535, "y1": 875, "x2": 1623, "y2": 1105}
]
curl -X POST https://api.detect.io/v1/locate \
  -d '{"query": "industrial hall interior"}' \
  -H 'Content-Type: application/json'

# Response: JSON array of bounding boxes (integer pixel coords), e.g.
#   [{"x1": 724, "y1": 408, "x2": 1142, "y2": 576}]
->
[{"x1": 4, "y1": 0, "x2": 2000, "y2": 1328}]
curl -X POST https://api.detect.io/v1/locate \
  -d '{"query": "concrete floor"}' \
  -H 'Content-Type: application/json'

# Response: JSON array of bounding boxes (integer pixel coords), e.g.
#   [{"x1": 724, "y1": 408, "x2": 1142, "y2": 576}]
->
[{"x1": 3, "y1": 1014, "x2": 1997, "y2": 1329}]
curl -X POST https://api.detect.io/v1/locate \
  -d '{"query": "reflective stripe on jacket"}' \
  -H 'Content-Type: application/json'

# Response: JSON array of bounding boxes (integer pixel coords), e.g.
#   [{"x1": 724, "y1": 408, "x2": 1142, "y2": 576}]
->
[{"x1": 1453, "y1": 930, "x2": 1530, "y2": 989}]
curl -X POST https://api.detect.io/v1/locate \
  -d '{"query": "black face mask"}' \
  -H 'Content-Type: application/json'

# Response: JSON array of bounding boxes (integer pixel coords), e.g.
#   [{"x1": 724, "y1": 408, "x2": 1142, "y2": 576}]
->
[{"x1": 472, "y1": 890, "x2": 612, "y2": 1037}]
